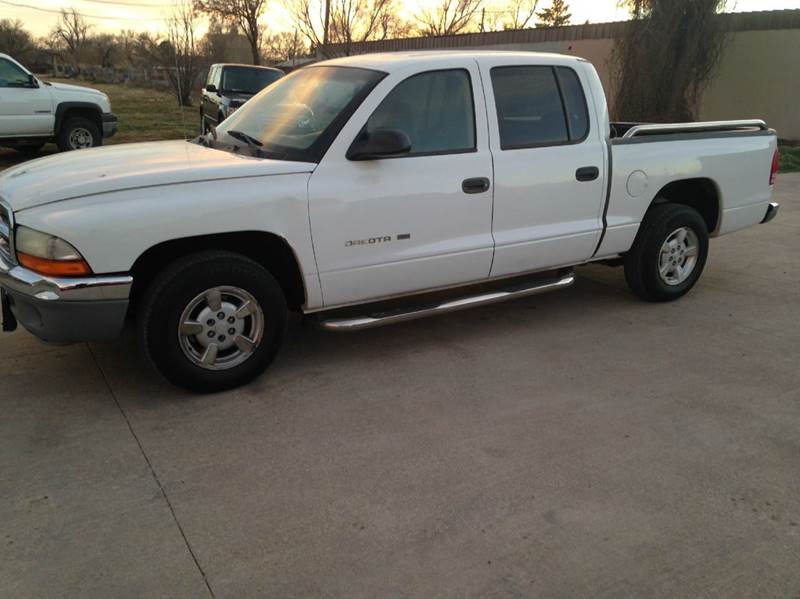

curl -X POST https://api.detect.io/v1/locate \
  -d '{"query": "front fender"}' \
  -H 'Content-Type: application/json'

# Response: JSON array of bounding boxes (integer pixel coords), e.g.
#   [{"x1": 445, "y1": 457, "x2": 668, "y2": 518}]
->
[{"x1": 15, "y1": 173, "x2": 317, "y2": 280}]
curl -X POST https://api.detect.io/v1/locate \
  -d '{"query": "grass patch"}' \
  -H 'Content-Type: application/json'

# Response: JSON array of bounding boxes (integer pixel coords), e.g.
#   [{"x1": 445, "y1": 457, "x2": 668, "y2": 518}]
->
[
  {"x1": 0, "y1": 79, "x2": 197, "y2": 171},
  {"x1": 779, "y1": 145, "x2": 800, "y2": 173}
]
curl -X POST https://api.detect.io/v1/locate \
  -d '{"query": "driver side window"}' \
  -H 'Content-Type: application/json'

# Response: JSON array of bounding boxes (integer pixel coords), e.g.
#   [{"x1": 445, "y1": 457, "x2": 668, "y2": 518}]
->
[
  {"x1": 0, "y1": 59, "x2": 30, "y2": 89},
  {"x1": 364, "y1": 69, "x2": 476, "y2": 157}
]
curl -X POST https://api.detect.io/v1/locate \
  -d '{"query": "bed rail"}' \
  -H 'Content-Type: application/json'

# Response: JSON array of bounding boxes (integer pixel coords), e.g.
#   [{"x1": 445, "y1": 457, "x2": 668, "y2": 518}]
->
[{"x1": 621, "y1": 119, "x2": 768, "y2": 139}]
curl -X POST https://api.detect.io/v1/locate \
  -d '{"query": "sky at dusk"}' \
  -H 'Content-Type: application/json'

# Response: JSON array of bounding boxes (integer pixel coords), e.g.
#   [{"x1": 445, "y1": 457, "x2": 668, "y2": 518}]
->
[{"x1": 3, "y1": 0, "x2": 799, "y2": 38}]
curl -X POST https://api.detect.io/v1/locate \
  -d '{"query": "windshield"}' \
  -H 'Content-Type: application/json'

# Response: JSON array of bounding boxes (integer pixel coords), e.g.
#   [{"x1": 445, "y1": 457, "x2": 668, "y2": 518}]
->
[
  {"x1": 221, "y1": 66, "x2": 283, "y2": 95},
  {"x1": 215, "y1": 66, "x2": 385, "y2": 163}
]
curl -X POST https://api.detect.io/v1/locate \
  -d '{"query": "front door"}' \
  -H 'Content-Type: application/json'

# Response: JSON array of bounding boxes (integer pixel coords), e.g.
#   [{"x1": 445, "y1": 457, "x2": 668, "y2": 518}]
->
[
  {"x1": 309, "y1": 61, "x2": 495, "y2": 308},
  {"x1": 479, "y1": 58, "x2": 607, "y2": 277},
  {"x1": 0, "y1": 58, "x2": 54, "y2": 136}
]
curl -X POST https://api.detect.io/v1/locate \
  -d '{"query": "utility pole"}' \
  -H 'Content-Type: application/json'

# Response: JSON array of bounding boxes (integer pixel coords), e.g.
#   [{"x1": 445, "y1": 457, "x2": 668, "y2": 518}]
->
[{"x1": 323, "y1": 0, "x2": 330, "y2": 47}]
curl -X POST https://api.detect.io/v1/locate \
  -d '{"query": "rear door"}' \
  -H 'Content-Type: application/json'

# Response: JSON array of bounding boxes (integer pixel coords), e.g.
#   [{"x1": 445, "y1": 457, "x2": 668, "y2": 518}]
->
[
  {"x1": 0, "y1": 57, "x2": 54, "y2": 136},
  {"x1": 308, "y1": 60, "x2": 495, "y2": 307},
  {"x1": 479, "y1": 58, "x2": 606, "y2": 277}
]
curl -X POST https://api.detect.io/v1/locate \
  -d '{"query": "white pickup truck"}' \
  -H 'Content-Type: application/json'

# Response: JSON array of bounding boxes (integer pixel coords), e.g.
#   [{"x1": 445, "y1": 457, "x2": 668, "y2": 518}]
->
[
  {"x1": 0, "y1": 51, "x2": 780, "y2": 392},
  {"x1": 0, "y1": 53, "x2": 117, "y2": 153}
]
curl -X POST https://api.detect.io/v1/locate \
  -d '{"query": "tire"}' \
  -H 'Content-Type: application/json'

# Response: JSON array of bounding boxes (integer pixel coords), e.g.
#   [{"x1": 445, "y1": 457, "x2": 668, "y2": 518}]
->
[
  {"x1": 623, "y1": 202, "x2": 709, "y2": 302},
  {"x1": 14, "y1": 142, "x2": 45, "y2": 155},
  {"x1": 56, "y1": 116, "x2": 101, "y2": 152},
  {"x1": 138, "y1": 251, "x2": 287, "y2": 393}
]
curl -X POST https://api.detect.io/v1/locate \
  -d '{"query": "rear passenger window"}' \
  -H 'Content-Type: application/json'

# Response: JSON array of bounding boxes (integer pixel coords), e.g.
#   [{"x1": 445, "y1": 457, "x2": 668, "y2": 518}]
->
[
  {"x1": 556, "y1": 67, "x2": 589, "y2": 141},
  {"x1": 365, "y1": 69, "x2": 475, "y2": 156},
  {"x1": 491, "y1": 66, "x2": 589, "y2": 149}
]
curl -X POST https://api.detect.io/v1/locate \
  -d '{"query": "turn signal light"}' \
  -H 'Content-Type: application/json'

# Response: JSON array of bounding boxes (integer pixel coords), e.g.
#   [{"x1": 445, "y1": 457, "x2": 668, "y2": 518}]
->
[{"x1": 17, "y1": 252, "x2": 93, "y2": 277}]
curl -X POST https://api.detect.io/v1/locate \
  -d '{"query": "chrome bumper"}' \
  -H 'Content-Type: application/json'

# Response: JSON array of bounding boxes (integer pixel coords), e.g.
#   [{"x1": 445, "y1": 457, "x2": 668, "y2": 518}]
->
[
  {"x1": 0, "y1": 251, "x2": 131, "y2": 302},
  {"x1": 761, "y1": 202, "x2": 780, "y2": 224},
  {"x1": 0, "y1": 252, "x2": 132, "y2": 341}
]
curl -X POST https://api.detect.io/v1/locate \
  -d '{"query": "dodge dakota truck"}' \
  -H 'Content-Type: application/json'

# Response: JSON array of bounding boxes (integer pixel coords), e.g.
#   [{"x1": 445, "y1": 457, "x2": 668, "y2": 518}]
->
[
  {"x1": 0, "y1": 53, "x2": 117, "y2": 153},
  {"x1": 0, "y1": 51, "x2": 780, "y2": 392}
]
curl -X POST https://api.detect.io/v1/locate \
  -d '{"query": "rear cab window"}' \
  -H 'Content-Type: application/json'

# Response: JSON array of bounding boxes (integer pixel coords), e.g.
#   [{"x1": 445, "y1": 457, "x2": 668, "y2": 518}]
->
[{"x1": 490, "y1": 65, "x2": 590, "y2": 149}]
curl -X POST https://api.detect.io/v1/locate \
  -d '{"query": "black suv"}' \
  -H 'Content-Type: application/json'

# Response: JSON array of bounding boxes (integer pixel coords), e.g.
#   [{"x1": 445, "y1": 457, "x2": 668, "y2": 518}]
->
[{"x1": 200, "y1": 64, "x2": 284, "y2": 134}]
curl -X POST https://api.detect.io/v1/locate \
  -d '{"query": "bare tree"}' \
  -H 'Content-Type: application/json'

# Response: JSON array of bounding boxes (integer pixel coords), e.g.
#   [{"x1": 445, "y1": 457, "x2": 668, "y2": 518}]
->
[
  {"x1": 612, "y1": 0, "x2": 729, "y2": 122},
  {"x1": 416, "y1": 0, "x2": 483, "y2": 37},
  {"x1": 90, "y1": 34, "x2": 117, "y2": 68},
  {"x1": 139, "y1": 2, "x2": 203, "y2": 106},
  {"x1": 503, "y1": 0, "x2": 538, "y2": 29},
  {"x1": 291, "y1": 0, "x2": 404, "y2": 56},
  {"x1": 535, "y1": 0, "x2": 571, "y2": 27},
  {"x1": 116, "y1": 30, "x2": 138, "y2": 68},
  {"x1": 263, "y1": 30, "x2": 308, "y2": 63},
  {"x1": 194, "y1": 0, "x2": 268, "y2": 65},
  {"x1": 0, "y1": 19, "x2": 36, "y2": 62},
  {"x1": 200, "y1": 19, "x2": 241, "y2": 63},
  {"x1": 51, "y1": 8, "x2": 92, "y2": 74}
]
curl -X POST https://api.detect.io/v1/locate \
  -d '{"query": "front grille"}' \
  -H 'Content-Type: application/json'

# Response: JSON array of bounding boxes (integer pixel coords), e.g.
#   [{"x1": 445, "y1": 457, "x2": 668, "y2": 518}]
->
[{"x1": 0, "y1": 200, "x2": 13, "y2": 262}]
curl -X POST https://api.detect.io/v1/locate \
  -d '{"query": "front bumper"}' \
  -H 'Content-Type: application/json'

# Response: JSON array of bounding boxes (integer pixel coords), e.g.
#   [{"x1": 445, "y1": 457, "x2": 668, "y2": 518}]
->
[
  {"x1": 102, "y1": 113, "x2": 118, "y2": 139},
  {"x1": 0, "y1": 251, "x2": 131, "y2": 342}
]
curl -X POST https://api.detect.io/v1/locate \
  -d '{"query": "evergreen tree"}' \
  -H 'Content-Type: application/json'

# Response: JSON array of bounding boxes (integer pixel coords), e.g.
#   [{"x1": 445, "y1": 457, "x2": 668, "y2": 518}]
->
[{"x1": 536, "y1": 0, "x2": 571, "y2": 27}]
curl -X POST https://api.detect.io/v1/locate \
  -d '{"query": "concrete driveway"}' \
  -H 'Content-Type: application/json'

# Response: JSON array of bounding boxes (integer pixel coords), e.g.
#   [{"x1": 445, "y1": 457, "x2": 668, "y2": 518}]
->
[{"x1": 2, "y1": 175, "x2": 799, "y2": 598}]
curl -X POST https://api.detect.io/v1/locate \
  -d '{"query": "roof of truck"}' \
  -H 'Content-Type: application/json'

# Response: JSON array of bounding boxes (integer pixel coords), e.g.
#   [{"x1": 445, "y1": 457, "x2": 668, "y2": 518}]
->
[
  {"x1": 210, "y1": 63, "x2": 284, "y2": 71},
  {"x1": 322, "y1": 50, "x2": 586, "y2": 72}
]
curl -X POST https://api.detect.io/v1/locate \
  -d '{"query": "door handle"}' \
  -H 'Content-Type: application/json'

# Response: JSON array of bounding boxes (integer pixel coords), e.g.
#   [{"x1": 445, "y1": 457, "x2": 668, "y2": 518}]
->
[
  {"x1": 576, "y1": 166, "x2": 600, "y2": 182},
  {"x1": 462, "y1": 177, "x2": 490, "y2": 194}
]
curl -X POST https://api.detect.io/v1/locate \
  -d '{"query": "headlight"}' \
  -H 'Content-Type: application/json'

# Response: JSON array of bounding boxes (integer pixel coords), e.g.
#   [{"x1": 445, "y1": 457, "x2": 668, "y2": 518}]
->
[{"x1": 15, "y1": 226, "x2": 92, "y2": 276}]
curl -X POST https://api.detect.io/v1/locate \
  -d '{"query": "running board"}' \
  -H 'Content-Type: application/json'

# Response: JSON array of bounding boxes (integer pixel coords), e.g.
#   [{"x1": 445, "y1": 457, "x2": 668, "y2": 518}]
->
[{"x1": 314, "y1": 271, "x2": 575, "y2": 332}]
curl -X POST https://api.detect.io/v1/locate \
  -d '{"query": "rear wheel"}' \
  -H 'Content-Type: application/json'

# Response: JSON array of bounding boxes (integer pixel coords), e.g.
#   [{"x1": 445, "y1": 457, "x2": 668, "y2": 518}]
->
[
  {"x1": 138, "y1": 251, "x2": 287, "y2": 393},
  {"x1": 624, "y1": 202, "x2": 709, "y2": 302},
  {"x1": 56, "y1": 116, "x2": 101, "y2": 152}
]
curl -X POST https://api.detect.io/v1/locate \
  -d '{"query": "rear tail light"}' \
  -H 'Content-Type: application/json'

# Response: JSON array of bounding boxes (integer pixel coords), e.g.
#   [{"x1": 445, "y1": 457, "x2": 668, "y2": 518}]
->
[{"x1": 770, "y1": 149, "x2": 780, "y2": 185}]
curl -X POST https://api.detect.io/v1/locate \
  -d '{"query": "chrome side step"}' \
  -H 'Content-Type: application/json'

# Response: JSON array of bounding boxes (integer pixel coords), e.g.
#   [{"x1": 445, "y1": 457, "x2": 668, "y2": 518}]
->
[{"x1": 315, "y1": 271, "x2": 575, "y2": 332}]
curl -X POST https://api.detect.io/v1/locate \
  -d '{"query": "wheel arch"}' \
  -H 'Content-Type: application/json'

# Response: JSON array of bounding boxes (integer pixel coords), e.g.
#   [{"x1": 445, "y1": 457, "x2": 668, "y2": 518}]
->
[
  {"x1": 55, "y1": 102, "x2": 102, "y2": 135},
  {"x1": 128, "y1": 231, "x2": 307, "y2": 313},
  {"x1": 649, "y1": 177, "x2": 721, "y2": 235}
]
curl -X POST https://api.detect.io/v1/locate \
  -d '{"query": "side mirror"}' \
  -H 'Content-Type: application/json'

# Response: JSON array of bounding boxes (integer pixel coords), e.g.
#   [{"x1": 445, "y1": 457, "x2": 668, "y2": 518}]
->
[
  {"x1": 205, "y1": 84, "x2": 217, "y2": 93},
  {"x1": 26, "y1": 74, "x2": 38, "y2": 88},
  {"x1": 347, "y1": 128, "x2": 411, "y2": 161}
]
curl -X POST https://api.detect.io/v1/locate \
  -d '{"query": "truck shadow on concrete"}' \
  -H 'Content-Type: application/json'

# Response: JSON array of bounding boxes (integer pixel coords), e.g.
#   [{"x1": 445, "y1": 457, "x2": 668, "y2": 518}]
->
[
  {"x1": 0, "y1": 146, "x2": 59, "y2": 172},
  {"x1": 87, "y1": 267, "x2": 635, "y2": 406}
]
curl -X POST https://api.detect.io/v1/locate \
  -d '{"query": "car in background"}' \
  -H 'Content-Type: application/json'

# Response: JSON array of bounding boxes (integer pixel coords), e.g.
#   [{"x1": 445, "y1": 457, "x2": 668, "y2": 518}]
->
[
  {"x1": 0, "y1": 53, "x2": 117, "y2": 154},
  {"x1": 200, "y1": 64, "x2": 284, "y2": 134}
]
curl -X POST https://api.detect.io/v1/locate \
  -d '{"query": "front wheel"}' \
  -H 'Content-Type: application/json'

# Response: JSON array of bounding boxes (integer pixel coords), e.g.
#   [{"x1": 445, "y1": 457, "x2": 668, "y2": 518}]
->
[
  {"x1": 624, "y1": 203, "x2": 709, "y2": 302},
  {"x1": 138, "y1": 251, "x2": 287, "y2": 393},
  {"x1": 56, "y1": 116, "x2": 101, "y2": 151}
]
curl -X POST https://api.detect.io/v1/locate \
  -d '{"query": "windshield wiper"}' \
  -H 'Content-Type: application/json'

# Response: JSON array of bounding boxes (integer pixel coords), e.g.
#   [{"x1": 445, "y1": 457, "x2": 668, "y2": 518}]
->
[{"x1": 227, "y1": 129, "x2": 264, "y2": 156}]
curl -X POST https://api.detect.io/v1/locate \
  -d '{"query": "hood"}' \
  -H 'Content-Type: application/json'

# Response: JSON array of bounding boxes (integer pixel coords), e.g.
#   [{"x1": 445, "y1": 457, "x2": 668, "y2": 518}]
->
[
  {"x1": 46, "y1": 80, "x2": 107, "y2": 99},
  {"x1": 224, "y1": 92, "x2": 255, "y2": 104},
  {"x1": 0, "y1": 140, "x2": 315, "y2": 212}
]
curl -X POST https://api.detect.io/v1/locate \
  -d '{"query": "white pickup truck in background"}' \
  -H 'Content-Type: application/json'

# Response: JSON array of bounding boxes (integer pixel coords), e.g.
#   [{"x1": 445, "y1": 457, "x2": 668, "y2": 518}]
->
[
  {"x1": 0, "y1": 51, "x2": 780, "y2": 392},
  {"x1": 0, "y1": 53, "x2": 117, "y2": 154}
]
